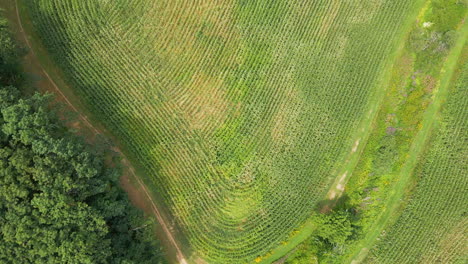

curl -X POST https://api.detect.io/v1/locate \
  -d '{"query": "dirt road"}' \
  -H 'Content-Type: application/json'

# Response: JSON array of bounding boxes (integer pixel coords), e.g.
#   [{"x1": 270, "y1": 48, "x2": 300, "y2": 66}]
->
[{"x1": 12, "y1": 1, "x2": 188, "y2": 263}]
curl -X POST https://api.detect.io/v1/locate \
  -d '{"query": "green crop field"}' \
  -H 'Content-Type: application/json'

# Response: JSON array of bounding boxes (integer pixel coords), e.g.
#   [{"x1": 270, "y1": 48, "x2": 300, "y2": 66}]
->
[
  {"x1": 281, "y1": 1, "x2": 467, "y2": 263},
  {"x1": 364, "y1": 47, "x2": 468, "y2": 264},
  {"x1": 13, "y1": 0, "x2": 466, "y2": 263}
]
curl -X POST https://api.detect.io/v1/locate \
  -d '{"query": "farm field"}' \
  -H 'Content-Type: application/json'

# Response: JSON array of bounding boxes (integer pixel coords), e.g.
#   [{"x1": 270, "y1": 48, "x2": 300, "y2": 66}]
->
[
  {"x1": 7, "y1": 0, "x2": 466, "y2": 263},
  {"x1": 0, "y1": 7, "x2": 166, "y2": 264},
  {"x1": 285, "y1": 1, "x2": 468, "y2": 263},
  {"x1": 364, "y1": 44, "x2": 468, "y2": 264}
]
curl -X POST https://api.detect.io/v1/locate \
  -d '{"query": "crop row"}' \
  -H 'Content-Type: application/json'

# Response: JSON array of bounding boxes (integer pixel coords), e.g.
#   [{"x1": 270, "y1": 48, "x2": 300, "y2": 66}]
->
[
  {"x1": 366, "y1": 52, "x2": 468, "y2": 264},
  {"x1": 26, "y1": 0, "x2": 420, "y2": 262}
]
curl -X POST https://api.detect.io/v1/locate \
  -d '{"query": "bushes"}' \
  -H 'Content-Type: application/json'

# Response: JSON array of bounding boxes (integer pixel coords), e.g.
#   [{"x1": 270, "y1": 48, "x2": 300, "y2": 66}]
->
[
  {"x1": 316, "y1": 210, "x2": 354, "y2": 246},
  {"x1": 286, "y1": 197, "x2": 361, "y2": 264},
  {"x1": 0, "y1": 86, "x2": 165, "y2": 264},
  {"x1": 0, "y1": 16, "x2": 24, "y2": 87}
]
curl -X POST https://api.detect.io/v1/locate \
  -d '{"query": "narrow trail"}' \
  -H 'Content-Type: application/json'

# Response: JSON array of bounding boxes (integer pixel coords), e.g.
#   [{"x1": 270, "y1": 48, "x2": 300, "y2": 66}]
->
[
  {"x1": 349, "y1": 19, "x2": 468, "y2": 264},
  {"x1": 322, "y1": 0, "x2": 427, "y2": 207},
  {"x1": 13, "y1": 1, "x2": 188, "y2": 263}
]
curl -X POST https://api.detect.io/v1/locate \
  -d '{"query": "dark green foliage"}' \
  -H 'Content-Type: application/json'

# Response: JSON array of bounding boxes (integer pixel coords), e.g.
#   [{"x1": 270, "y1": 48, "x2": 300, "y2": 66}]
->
[
  {"x1": 0, "y1": 16, "x2": 24, "y2": 87},
  {"x1": 0, "y1": 86, "x2": 165, "y2": 264},
  {"x1": 0, "y1": 17, "x2": 164, "y2": 264},
  {"x1": 286, "y1": 200, "x2": 360, "y2": 264}
]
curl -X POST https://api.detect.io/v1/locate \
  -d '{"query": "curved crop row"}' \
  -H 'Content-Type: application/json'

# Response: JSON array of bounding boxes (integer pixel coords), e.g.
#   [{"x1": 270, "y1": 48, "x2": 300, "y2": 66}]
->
[{"x1": 24, "y1": 0, "x2": 423, "y2": 262}]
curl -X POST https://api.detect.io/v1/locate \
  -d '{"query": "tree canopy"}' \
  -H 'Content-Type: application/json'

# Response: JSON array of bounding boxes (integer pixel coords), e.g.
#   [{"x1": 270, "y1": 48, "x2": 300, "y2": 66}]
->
[{"x1": 0, "y1": 15, "x2": 165, "y2": 264}]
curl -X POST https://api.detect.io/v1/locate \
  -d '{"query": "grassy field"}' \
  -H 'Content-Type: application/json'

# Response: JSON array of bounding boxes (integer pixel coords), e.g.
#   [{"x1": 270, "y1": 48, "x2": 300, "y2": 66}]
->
[
  {"x1": 348, "y1": 3, "x2": 468, "y2": 263},
  {"x1": 18, "y1": 0, "x2": 457, "y2": 263},
  {"x1": 365, "y1": 43, "x2": 468, "y2": 264},
  {"x1": 285, "y1": 1, "x2": 468, "y2": 263}
]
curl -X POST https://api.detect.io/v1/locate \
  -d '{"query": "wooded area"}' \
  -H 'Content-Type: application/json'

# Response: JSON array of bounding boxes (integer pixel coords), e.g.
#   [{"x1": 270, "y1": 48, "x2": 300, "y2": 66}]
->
[{"x1": 0, "y1": 16, "x2": 165, "y2": 264}]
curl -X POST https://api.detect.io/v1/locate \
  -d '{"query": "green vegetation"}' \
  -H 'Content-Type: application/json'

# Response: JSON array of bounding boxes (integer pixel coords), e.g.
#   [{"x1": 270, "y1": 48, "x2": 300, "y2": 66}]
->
[
  {"x1": 1, "y1": 0, "x2": 464, "y2": 263},
  {"x1": 0, "y1": 15, "x2": 165, "y2": 264},
  {"x1": 285, "y1": 199, "x2": 360, "y2": 264},
  {"x1": 286, "y1": 1, "x2": 467, "y2": 263},
  {"x1": 0, "y1": 16, "x2": 23, "y2": 87},
  {"x1": 22, "y1": 1, "x2": 427, "y2": 262},
  {"x1": 365, "y1": 45, "x2": 467, "y2": 264}
]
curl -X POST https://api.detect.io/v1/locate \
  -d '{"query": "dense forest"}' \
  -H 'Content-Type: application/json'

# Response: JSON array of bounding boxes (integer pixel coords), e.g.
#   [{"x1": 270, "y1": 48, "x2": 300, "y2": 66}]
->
[{"x1": 0, "y1": 16, "x2": 165, "y2": 264}]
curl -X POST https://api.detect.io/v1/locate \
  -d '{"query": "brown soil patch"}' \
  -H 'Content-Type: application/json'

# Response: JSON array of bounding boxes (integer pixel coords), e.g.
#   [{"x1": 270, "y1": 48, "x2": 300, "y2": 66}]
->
[
  {"x1": 120, "y1": 174, "x2": 153, "y2": 214},
  {"x1": 352, "y1": 139, "x2": 360, "y2": 153},
  {"x1": 326, "y1": 171, "x2": 348, "y2": 201},
  {"x1": 320, "y1": 204, "x2": 332, "y2": 214}
]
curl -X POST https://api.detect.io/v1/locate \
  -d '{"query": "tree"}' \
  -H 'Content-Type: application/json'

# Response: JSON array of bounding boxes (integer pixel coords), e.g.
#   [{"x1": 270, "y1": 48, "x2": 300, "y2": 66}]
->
[
  {"x1": 0, "y1": 17, "x2": 24, "y2": 87},
  {"x1": 0, "y1": 86, "x2": 165, "y2": 264},
  {"x1": 0, "y1": 17, "x2": 165, "y2": 264},
  {"x1": 315, "y1": 210, "x2": 353, "y2": 246}
]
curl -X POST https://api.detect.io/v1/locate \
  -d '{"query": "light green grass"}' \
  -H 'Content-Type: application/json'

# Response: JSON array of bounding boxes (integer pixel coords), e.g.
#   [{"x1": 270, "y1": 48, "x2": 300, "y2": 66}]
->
[
  {"x1": 349, "y1": 14, "x2": 468, "y2": 264},
  {"x1": 364, "y1": 42, "x2": 468, "y2": 264},
  {"x1": 284, "y1": 1, "x2": 467, "y2": 263}
]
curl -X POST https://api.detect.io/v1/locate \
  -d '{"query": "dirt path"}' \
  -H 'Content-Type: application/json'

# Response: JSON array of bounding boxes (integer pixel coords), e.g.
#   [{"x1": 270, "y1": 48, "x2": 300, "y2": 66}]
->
[
  {"x1": 321, "y1": 0, "x2": 429, "y2": 212},
  {"x1": 13, "y1": 1, "x2": 188, "y2": 263},
  {"x1": 348, "y1": 18, "x2": 468, "y2": 264}
]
